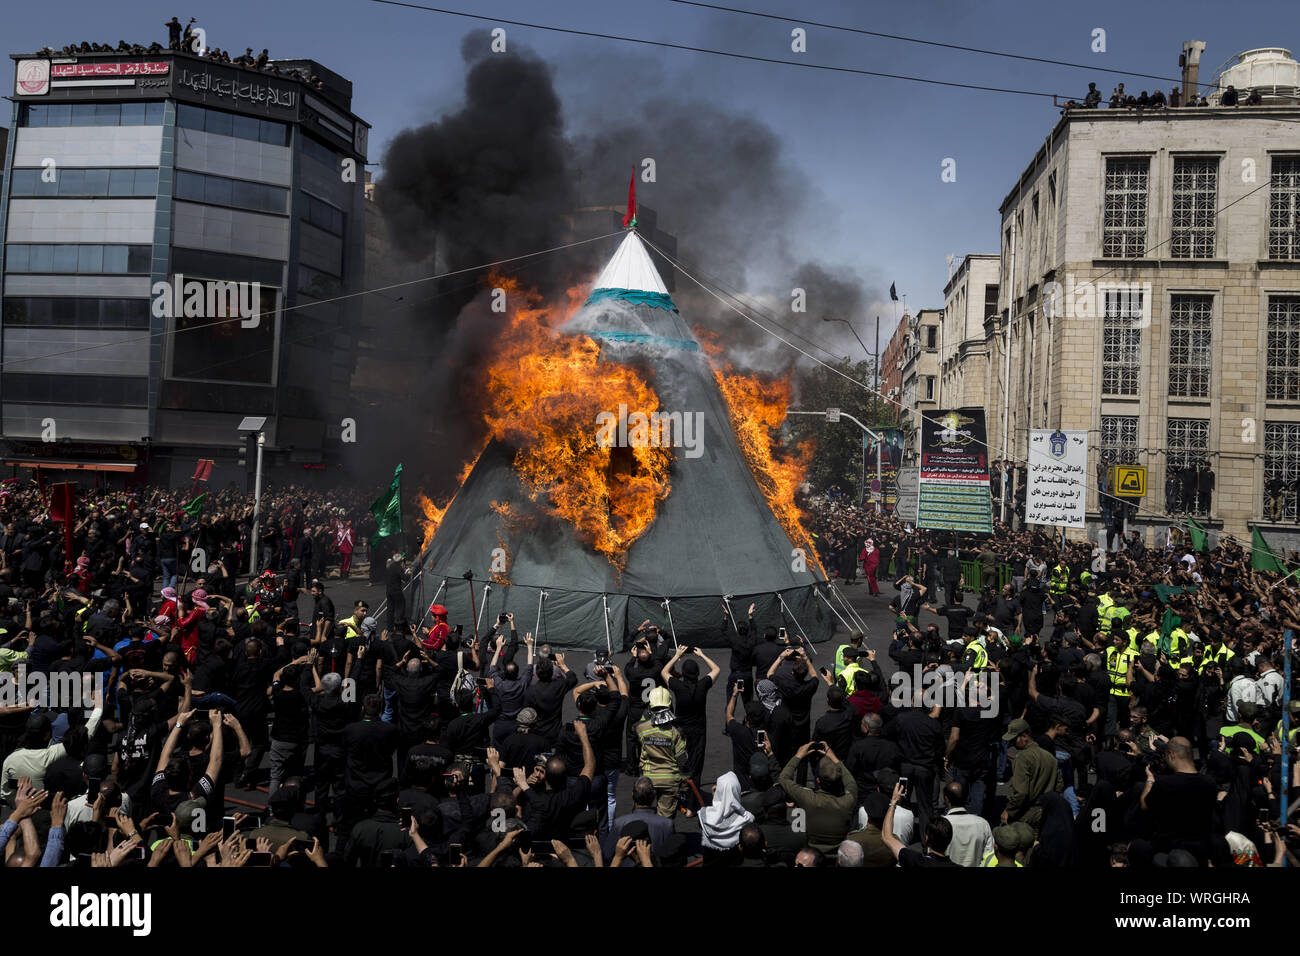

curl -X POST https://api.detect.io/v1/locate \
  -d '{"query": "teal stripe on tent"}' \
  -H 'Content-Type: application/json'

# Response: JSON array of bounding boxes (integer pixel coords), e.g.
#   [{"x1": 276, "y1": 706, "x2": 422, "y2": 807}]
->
[
  {"x1": 586, "y1": 329, "x2": 700, "y2": 352},
  {"x1": 584, "y1": 287, "x2": 677, "y2": 311}
]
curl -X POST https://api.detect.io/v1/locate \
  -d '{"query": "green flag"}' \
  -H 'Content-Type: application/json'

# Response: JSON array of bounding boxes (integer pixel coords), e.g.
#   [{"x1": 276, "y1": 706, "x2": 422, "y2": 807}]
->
[
  {"x1": 1251, "y1": 524, "x2": 1285, "y2": 573},
  {"x1": 370, "y1": 464, "x2": 403, "y2": 547},
  {"x1": 1187, "y1": 517, "x2": 1206, "y2": 553},
  {"x1": 183, "y1": 492, "x2": 207, "y2": 516}
]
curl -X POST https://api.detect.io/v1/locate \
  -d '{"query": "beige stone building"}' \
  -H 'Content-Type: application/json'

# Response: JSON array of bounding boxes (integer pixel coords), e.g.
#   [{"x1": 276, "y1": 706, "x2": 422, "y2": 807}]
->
[
  {"x1": 901, "y1": 308, "x2": 941, "y2": 448},
  {"x1": 987, "y1": 56, "x2": 1300, "y2": 547},
  {"x1": 940, "y1": 254, "x2": 999, "y2": 410}
]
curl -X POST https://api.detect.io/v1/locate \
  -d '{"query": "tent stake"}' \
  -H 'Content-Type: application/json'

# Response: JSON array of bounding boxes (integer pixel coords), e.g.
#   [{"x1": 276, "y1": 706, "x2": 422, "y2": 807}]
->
[
  {"x1": 775, "y1": 591, "x2": 816, "y2": 655},
  {"x1": 601, "y1": 593, "x2": 612, "y2": 654},
  {"x1": 721, "y1": 594, "x2": 742, "y2": 637},
  {"x1": 536, "y1": 589, "x2": 549, "y2": 646},
  {"x1": 661, "y1": 598, "x2": 680, "y2": 648}
]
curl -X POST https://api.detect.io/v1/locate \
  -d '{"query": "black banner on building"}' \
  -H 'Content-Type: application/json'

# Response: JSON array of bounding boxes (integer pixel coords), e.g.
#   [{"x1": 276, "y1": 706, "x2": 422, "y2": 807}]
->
[{"x1": 917, "y1": 408, "x2": 993, "y2": 533}]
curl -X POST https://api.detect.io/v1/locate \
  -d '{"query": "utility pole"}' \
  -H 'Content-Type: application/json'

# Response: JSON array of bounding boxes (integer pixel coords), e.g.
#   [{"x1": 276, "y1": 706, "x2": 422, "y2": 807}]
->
[{"x1": 1002, "y1": 222, "x2": 1015, "y2": 526}]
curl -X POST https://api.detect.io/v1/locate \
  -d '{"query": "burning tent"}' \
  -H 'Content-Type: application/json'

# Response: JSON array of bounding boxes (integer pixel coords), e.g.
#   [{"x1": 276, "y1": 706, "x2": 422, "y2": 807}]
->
[{"x1": 414, "y1": 228, "x2": 835, "y2": 650}]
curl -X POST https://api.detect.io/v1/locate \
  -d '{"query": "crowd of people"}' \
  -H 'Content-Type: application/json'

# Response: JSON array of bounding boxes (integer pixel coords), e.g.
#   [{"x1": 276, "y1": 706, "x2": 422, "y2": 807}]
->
[
  {"x1": 32, "y1": 17, "x2": 329, "y2": 91},
  {"x1": 0, "y1": 473, "x2": 1295, "y2": 870},
  {"x1": 1059, "y1": 80, "x2": 1272, "y2": 112}
]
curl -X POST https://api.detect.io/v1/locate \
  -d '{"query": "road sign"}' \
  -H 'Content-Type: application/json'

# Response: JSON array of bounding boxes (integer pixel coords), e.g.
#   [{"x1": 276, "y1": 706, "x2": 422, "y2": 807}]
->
[
  {"x1": 827, "y1": 407, "x2": 841, "y2": 423},
  {"x1": 869, "y1": 478, "x2": 882, "y2": 494},
  {"x1": 1110, "y1": 464, "x2": 1146, "y2": 497},
  {"x1": 896, "y1": 467, "x2": 919, "y2": 523}
]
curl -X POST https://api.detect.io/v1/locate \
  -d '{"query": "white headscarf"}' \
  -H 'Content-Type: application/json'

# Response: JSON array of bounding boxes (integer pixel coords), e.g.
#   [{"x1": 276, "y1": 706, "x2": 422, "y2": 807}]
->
[{"x1": 698, "y1": 772, "x2": 754, "y2": 850}]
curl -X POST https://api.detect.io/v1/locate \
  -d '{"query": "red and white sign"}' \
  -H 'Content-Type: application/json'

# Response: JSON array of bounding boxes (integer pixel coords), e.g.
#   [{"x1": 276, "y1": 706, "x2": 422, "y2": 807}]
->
[
  {"x1": 51, "y1": 61, "x2": 169, "y2": 78},
  {"x1": 15, "y1": 59, "x2": 50, "y2": 96}
]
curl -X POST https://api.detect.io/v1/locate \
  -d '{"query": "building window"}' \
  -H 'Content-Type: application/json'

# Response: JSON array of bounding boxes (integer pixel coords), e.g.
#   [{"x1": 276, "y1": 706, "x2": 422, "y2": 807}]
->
[
  {"x1": 1269, "y1": 156, "x2": 1300, "y2": 260},
  {"x1": 174, "y1": 169, "x2": 289, "y2": 215},
  {"x1": 1264, "y1": 422, "x2": 1300, "y2": 522},
  {"x1": 18, "y1": 102, "x2": 164, "y2": 127},
  {"x1": 3, "y1": 297, "x2": 151, "y2": 330},
  {"x1": 924, "y1": 326, "x2": 937, "y2": 349},
  {"x1": 176, "y1": 103, "x2": 289, "y2": 147},
  {"x1": 9, "y1": 166, "x2": 158, "y2": 199},
  {"x1": 1101, "y1": 288, "x2": 1142, "y2": 395},
  {"x1": 302, "y1": 194, "x2": 345, "y2": 235},
  {"x1": 1266, "y1": 295, "x2": 1300, "y2": 401},
  {"x1": 1102, "y1": 157, "x2": 1149, "y2": 258},
  {"x1": 1168, "y1": 294, "x2": 1213, "y2": 398},
  {"x1": 4, "y1": 244, "x2": 151, "y2": 275},
  {"x1": 925, "y1": 376, "x2": 935, "y2": 400},
  {"x1": 1100, "y1": 415, "x2": 1139, "y2": 465},
  {"x1": 2, "y1": 373, "x2": 147, "y2": 406},
  {"x1": 1167, "y1": 418, "x2": 1210, "y2": 468},
  {"x1": 301, "y1": 135, "x2": 339, "y2": 170},
  {"x1": 1170, "y1": 157, "x2": 1217, "y2": 258}
]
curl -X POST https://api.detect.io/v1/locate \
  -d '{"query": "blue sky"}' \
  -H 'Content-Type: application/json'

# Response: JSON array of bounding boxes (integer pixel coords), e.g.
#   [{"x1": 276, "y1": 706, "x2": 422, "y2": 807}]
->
[{"x1": 7, "y1": 0, "x2": 1295, "y2": 348}]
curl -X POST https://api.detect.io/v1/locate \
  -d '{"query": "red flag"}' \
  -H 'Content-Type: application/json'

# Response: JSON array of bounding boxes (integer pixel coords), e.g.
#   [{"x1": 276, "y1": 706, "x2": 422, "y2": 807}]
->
[
  {"x1": 622, "y1": 173, "x2": 636, "y2": 227},
  {"x1": 192, "y1": 458, "x2": 214, "y2": 482}
]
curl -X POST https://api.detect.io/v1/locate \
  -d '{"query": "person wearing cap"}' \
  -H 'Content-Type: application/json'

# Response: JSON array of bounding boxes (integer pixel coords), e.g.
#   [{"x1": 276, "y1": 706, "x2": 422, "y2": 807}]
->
[
  {"x1": 1103, "y1": 629, "x2": 1137, "y2": 738},
  {"x1": 634, "y1": 687, "x2": 689, "y2": 817},
  {"x1": 1000, "y1": 718, "x2": 1062, "y2": 834},
  {"x1": 983, "y1": 824, "x2": 1027, "y2": 866},
  {"x1": 834, "y1": 631, "x2": 865, "y2": 678},
  {"x1": 423, "y1": 604, "x2": 450, "y2": 652},
  {"x1": 337, "y1": 600, "x2": 368, "y2": 642}
]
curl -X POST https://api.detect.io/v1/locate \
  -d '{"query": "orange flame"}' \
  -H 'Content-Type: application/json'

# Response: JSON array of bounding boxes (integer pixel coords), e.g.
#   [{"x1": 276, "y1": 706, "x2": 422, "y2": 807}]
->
[
  {"x1": 479, "y1": 273, "x2": 672, "y2": 566},
  {"x1": 416, "y1": 445, "x2": 485, "y2": 551},
  {"x1": 699, "y1": 333, "x2": 819, "y2": 569}
]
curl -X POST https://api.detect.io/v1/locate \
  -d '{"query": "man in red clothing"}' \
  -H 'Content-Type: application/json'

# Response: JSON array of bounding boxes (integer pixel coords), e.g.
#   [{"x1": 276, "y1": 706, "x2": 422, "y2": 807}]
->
[
  {"x1": 860, "y1": 539, "x2": 881, "y2": 596},
  {"x1": 423, "y1": 603, "x2": 450, "y2": 651},
  {"x1": 336, "y1": 519, "x2": 355, "y2": 578}
]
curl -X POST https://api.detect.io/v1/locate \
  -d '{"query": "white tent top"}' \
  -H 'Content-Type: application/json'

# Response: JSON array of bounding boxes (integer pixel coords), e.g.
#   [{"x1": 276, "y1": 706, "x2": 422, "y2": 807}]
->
[{"x1": 591, "y1": 230, "x2": 669, "y2": 295}]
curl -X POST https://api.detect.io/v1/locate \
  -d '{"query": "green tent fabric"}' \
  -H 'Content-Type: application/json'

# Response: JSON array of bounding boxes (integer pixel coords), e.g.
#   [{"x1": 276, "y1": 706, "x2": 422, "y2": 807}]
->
[
  {"x1": 415, "y1": 232, "x2": 831, "y2": 649},
  {"x1": 1188, "y1": 517, "x2": 1207, "y2": 552},
  {"x1": 1251, "y1": 525, "x2": 1285, "y2": 573},
  {"x1": 369, "y1": 464, "x2": 403, "y2": 547}
]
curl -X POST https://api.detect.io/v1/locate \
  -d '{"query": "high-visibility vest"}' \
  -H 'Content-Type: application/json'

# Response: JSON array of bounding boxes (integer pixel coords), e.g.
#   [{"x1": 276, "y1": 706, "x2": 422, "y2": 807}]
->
[
  {"x1": 1105, "y1": 646, "x2": 1136, "y2": 696},
  {"x1": 963, "y1": 640, "x2": 989, "y2": 672},
  {"x1": 338, "y1": 616, "x2": 364, "y2": 640},
  {"x1": 1124, "y1": 626, "x2": 1142, "y2": 653},
  {"x1": 1049, "y1": 565, "x2": 1069, "y2": 595},
  {"x1": 1221, "y1": 724, "x2": 1266, "y2": 754},
  {"x1": 982, "y1": 852, "x2": 1023, "y2": 867},
  {"x1": 1275, "y1": 718, "x2": 1300, "y2": 747},
  {"x1": 839, "y1": 662, "x2": 866, "y2": 692},
  {"x1": 1161, "y1": 628, "x2": 1191, "y2": 663},
  {"x1": 1198, "y1": 644, "x2": 1235, "y2": 673}
]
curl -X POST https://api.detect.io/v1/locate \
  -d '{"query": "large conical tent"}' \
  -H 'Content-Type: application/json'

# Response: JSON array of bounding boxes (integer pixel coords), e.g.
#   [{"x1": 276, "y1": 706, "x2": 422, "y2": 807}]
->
[{"x1": 415, "y1": 230, "x2": 834, "y2": 649}]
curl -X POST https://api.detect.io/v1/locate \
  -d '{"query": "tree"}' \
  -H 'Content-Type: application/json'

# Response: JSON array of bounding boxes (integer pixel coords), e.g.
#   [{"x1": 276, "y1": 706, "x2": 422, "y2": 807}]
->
[{"x1": 788, "y1": 358, "x2": 893, "y2": 500}]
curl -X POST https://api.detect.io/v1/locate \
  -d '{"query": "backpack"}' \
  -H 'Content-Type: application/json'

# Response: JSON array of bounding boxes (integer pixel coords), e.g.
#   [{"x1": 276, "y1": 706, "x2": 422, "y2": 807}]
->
[{"x1": 452, "y1": 651, "x2": 478, "y2": 702}]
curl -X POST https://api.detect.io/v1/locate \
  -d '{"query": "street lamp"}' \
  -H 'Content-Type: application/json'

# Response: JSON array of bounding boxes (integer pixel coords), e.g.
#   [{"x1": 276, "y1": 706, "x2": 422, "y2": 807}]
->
[
  {"x1": 237, "y1": 416, "x2": 267, "y2": 577},
  {"x1": 788, "y1": 408, "x2": 884, "y2": 513}
]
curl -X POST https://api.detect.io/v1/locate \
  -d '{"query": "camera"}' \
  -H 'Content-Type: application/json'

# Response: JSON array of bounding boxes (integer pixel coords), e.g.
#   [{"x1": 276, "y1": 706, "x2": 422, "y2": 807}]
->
[{"x1": 498, "y1": 612, "x2": 509, "y2": 625}]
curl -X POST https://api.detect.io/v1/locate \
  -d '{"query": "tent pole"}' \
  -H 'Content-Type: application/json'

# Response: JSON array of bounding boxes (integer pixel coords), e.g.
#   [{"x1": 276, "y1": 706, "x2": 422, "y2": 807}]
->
[
  {"x1": 535, "y1": 590, "x2": 548, "y2": 646},
  {"x1": 815, "y1": 587, "x2": 855, "y2": 636},
  {"x1": 776, "y1": 591, "x2": 816, "y2": 655},
  {"x1": 661, "y1": 598, "x2": 679, "y2": 649},
  {"x1": 829, "y1": 581, "x2": 869, "y2": 634},
  {"x1": 721, "y1": 594, "x2": 742, "y2": 637},
  {"x1": 476, "y1": 583, "x2": 491, "y2": 635},
  {"x1": 601, "y1": 593, "x2": 612, "y2": 654}
]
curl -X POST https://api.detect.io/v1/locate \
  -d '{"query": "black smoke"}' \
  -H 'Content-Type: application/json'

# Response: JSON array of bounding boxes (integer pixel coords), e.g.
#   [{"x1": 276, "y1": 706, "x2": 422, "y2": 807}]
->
[{"x1": 372, "y1": 31, "x2": 881, "y2": 491}]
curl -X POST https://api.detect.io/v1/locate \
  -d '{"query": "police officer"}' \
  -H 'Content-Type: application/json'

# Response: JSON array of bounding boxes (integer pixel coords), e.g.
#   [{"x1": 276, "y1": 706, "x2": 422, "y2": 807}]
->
[{"x1": 1104, "y1": 630, "x2": 1137, "y2": 737}]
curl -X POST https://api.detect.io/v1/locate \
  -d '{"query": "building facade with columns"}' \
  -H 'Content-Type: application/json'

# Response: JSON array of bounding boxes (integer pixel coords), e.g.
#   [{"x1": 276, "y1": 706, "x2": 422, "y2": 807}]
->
[{"x1": 988, "y1": 95, "x2": 1300, "y2": 548}]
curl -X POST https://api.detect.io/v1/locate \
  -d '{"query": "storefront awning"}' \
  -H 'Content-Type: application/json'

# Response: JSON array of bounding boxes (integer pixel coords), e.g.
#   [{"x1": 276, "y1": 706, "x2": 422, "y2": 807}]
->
[{"x1": 4, "y1": 459, "x2": 139, "y2": 473}]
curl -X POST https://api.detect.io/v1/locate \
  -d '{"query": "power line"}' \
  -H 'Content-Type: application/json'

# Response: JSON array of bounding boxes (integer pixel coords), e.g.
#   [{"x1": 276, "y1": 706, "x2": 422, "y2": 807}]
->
[
  {"x1": 641, "y1": 233, "x2": 1294, "y2": 571},
  {"x1": 368, "y1": 0, "x2": 1082, "y2": 99},
  {"x1": 0, "y1": 230, "x2": 623, "y2": 371},
  {"x1": 670, "y1": 0, "x2": 1206, "y2": 91}
]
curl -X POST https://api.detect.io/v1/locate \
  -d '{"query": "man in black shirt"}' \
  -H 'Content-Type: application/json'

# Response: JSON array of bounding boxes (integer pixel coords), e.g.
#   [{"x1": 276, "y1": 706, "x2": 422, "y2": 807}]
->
[
  {"x1": 1139, "y1": 735, "x2": 1218, "y2": 861},
  {"x1": 940, "y1": 550, "x2": 963, "y2": 606},
  {"x1": 524, "y1": 653, "x2": 578, "y2": 745},
  {"x1": 312, "y1": 671, "x2": 355, "y2": 810},
  {"x1": 922, "y1": 594, "x2": 973, "y2": 642},
  {"x1": 268, "y1": 658, "x2": 319, "y2": 800},
  {"x1": 724, "y1": 602, "x2": 758, "y2": 703},
  {"x1": 889, "y1": 701, "x2": 944, "y2": 833},
  {"x1": 340, "y1": 694, "x2": 401, "y2": 840},
  {"x1": 388, "y1": 655, "x2": 438, "y2": 772},
  {"x1": 767, "y1": 647, "x2": 818, "y2": 751},
  {"x1": 813, "y1": 687, "x2": 856, "y2": 759},
  {"x1": 517, "y1": 719, "x2": 596, "y2": 840},
  {"x1": 383, "y1": 553, "x2": 410, "y2": 632}
]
